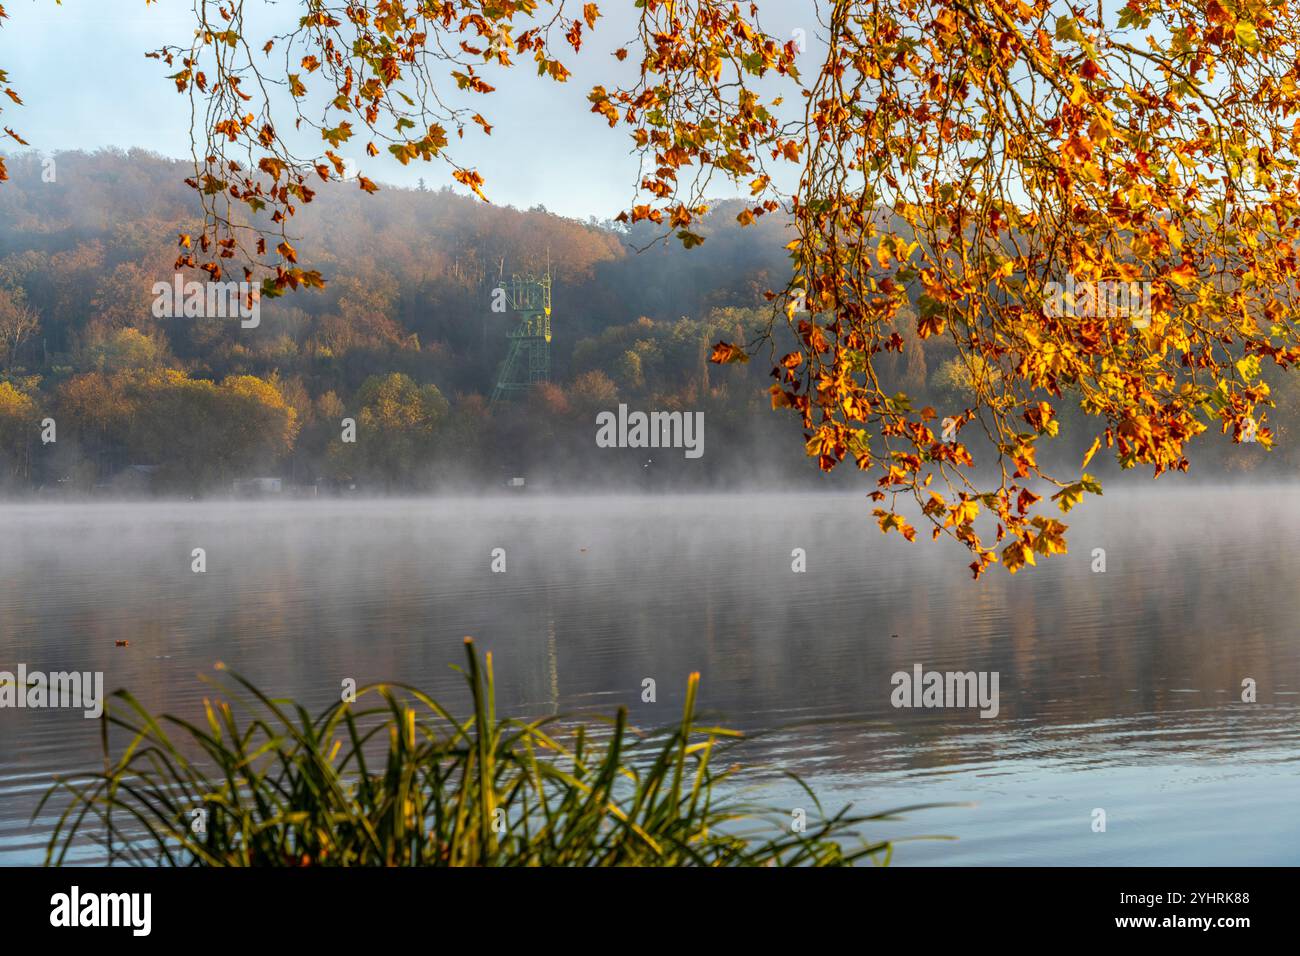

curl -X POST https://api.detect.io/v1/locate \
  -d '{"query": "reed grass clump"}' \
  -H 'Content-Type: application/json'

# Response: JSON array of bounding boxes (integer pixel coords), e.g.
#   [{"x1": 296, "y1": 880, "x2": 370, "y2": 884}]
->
[{"x1": 39, "y1": 639, "x2": 945, "y2": 866}]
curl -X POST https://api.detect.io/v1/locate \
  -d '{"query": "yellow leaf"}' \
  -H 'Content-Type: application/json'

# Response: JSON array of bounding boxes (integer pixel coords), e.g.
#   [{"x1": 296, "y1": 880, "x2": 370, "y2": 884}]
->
[
  {"x1": 1081, "y1": 436, "x2": 1101, "y2": 469},
  {"x1": 1167, "y1": 263, "x2": 1197, "y2": 287},
  {"x1": 1069, "y1": 76, "x2": 1089, "y2": 106}
]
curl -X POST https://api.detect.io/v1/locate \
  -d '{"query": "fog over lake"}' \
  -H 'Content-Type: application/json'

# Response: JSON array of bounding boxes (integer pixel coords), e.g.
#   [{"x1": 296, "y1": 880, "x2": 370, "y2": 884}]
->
[{"x1": 1, "y1": 488, "x2": 1297, "y2": 864}]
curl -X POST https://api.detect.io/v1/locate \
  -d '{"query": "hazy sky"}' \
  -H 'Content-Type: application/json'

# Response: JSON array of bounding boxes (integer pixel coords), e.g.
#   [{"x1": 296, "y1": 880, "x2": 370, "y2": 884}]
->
[{"x1": 5, "y1": 0, "x2": 814, "y2": 219}]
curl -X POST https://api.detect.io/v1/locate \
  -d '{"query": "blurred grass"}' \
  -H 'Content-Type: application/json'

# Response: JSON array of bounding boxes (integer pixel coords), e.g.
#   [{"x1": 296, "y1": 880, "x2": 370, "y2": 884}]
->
[{"x1": 38, "y1": 638, "x2": 951, "y2": 866}]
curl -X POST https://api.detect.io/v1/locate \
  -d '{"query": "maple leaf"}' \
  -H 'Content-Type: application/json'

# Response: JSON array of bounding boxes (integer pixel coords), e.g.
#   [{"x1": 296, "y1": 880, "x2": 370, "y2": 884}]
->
[
  {"x1": 710, "y1": 341, "x2": 750, "y2": 365},
  {"x1": 452, "y1": 168, "x2": 488, "y2": 201}
]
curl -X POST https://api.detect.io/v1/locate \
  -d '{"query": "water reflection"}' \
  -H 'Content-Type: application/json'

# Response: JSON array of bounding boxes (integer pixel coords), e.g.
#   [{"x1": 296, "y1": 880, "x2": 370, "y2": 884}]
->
[{"x1": 1, "y1": 489, "x2": 1297, "y2": 864}]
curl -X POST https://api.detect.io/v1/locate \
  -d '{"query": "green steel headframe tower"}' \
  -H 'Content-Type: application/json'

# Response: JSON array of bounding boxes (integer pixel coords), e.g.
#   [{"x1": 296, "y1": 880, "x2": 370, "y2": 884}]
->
[{"x1": 490, "y1": 272, "x2": 552, "y2": 405}]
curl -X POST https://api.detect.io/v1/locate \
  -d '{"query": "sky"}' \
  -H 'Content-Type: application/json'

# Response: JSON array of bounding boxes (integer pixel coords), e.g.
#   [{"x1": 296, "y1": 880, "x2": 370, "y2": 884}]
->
[{"x1": 3, "y1": 0, "x2": 815, "y2": 220}]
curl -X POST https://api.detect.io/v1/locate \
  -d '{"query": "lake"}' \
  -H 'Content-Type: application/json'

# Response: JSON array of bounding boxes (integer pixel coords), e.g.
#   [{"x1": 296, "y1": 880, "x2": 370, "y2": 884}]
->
[{"x1": 1, "y1": 489, "x2": 1297, "y2": 865}]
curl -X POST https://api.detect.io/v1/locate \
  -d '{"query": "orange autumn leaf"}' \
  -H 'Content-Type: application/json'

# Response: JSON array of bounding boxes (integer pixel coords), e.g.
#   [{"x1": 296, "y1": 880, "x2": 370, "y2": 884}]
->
[
  {"x1": 710, "y1": 341, "x2": 750, "y2": 365},
  {"x1": 452, "y1": 168, "x2": 488, "y2": 202}
]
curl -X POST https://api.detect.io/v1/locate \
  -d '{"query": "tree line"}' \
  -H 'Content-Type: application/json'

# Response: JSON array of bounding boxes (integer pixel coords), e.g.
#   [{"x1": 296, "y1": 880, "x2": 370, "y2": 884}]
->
[{"x1": 0, "y1": 149, "x2": 1289, "y2": 496}]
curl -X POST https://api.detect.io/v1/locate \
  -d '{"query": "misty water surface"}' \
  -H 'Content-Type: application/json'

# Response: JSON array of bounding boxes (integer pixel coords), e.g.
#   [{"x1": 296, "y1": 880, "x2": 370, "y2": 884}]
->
[{"x1": 1, "y1": 489, "x2": 1297, "y2": 865}]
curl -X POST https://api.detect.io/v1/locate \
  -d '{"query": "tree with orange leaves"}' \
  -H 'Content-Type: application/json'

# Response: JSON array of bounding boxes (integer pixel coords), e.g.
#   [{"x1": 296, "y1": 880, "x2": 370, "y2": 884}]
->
[{"x1": 603, "y1": 0, "x2": 1300, "y2": 575}]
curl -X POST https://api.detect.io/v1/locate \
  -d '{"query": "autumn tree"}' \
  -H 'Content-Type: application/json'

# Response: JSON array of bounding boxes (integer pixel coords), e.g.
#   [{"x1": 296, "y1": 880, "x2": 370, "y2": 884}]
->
[
  {"x1": 54, "y1": 371, "x2": 137, "y2": 482},
  {"x1": 568, "y1": 368, "x2": 619, "y2": 416},
  {"x1": 0, "y1": 286, "x2": 39, "y2": 371},
  {"x1": 0, "y1": 380, "x2": 36, "y2": 484},
  {"x1": 331, "y1": 371, "x2": 449, "y2": 489},
  {"x1": 79, "y1": 327, "x2": 166, "y2": 374},
  {"x1": 608, "y1": 0, "x2": 1300, "y2": 574},
  {"x1": 218, "y1": 373, "x2": 302, "y2": 472},
  {"x1": 125, "y1": 370, "x2": 298, "y2": 492}
]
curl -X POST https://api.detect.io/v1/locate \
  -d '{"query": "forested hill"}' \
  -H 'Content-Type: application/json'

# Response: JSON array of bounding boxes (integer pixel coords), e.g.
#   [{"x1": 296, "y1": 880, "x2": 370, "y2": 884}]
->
[
  {"x1": 0, "y1": 149, "x2": 1289, "y2": 494},
  {"x1": 0, "y1": 148, "x2": 811, "y2": 492},
  {"x1": 0, "y1": 149, "x2": 795, "y2": 385}
]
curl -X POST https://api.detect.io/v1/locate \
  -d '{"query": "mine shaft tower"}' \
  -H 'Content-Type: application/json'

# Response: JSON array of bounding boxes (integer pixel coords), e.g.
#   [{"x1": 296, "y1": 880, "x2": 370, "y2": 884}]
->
[{"x1": 490, "y1": 272, "x2": 552, "y2": 405}]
